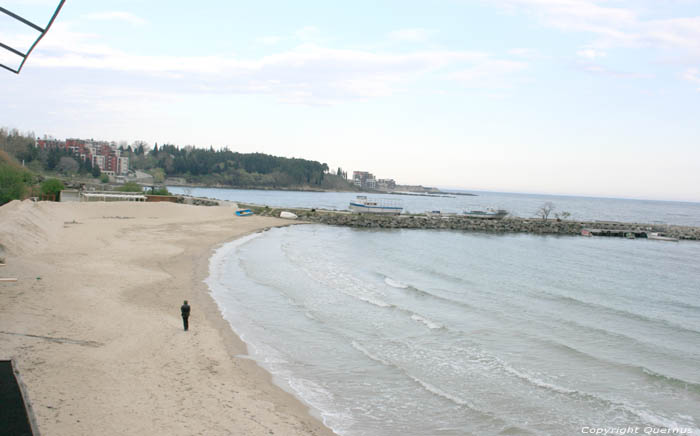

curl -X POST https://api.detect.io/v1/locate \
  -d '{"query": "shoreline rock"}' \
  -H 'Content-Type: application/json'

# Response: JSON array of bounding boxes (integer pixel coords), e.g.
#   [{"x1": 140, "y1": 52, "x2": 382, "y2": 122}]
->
[{"x1": 245, "y1": 206, "x2": 700, "y2": 241}]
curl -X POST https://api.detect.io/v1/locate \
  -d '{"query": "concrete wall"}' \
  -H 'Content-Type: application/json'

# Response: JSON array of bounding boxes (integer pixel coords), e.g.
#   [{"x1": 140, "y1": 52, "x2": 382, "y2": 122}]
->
[{"x1": 60, "y1": 190, "x2": 81, "y2": 202}]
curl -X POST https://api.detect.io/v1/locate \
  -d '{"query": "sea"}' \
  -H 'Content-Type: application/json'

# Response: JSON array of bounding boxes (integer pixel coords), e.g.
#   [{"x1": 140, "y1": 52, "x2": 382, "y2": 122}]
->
[{"x1": 177, "y1": 187, "x2": 700, "y2": 436}]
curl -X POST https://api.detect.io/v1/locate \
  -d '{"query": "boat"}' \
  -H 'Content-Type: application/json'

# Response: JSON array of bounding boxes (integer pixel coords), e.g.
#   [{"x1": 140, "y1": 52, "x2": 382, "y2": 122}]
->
[
  {"x1": 349, "y1": 196, "x2": 403, "y2": 214},
  {"x1": 462, "y1": 209, "x2": 508, "y2": 220},
  {"x1": 235, "y1": 209, "x2": 254, "y2": 216},
  {"x1": 646, "y1": 232, "x2": 679, "y2": 242},
  {"x1": 279, "y1": 211, "x2": 298, "y2": 219}
]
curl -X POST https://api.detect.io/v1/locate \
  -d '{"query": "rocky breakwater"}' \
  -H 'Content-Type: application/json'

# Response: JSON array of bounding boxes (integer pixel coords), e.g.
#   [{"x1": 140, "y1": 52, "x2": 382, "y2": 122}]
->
[{"x1": 246, "y1": 206, "x2": 700, "y2": 240}]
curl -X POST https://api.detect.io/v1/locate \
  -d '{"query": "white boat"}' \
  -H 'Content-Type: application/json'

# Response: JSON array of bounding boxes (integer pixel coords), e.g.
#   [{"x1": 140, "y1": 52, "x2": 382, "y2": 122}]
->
[
  {"x1": 647, "y1": 232, "x2": 679, "y2": 242},
  {"x1": 349, "y1": 196, "x2": 403, "y2": 214},
  {"x1": 463, "y1": 209, "x2": 508, "y2": 220}
]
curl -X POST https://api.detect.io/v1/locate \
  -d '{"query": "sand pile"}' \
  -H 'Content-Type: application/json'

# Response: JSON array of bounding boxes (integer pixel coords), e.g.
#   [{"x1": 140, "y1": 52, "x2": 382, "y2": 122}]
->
[{"x1": 0, "y1": 200, "x2": 67, "y2": 256}]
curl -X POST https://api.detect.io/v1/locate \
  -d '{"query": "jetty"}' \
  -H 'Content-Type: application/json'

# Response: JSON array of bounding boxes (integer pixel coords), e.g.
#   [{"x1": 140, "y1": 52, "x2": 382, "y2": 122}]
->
[{"x1": 243, "y1": 205, "x2": 700, "y2": 241}]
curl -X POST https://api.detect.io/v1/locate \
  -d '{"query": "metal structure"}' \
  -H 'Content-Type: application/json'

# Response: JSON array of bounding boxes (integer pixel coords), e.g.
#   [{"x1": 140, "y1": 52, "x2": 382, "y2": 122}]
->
[{"x1": 0, "y1": 0, "x2": 66, "y2": 74}]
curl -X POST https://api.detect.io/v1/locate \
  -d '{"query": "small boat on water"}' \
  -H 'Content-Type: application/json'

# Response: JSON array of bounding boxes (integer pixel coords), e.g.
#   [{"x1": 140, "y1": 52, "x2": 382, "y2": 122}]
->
[
  {"x1": 647, "y1": 232, "x2": 679, "y2": 242},
  {"x1": 349, "y1": 196, "x2": 403, "y2": 215},
  {"x1": 235, "y1": 209, "x2": 254, "y2": 216},
  {"x1": 463, "y1": 209, "x2": 508, "y2": 220}
]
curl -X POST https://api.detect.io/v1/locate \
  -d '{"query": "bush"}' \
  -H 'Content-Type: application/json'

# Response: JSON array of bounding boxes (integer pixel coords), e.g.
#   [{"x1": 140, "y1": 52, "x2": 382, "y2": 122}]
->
[
  {"x1": 150, "y1": 187, "x2": 171, "y2": 196},
  {"x1": 100, "y1": 174, "x2": 109, "y2": 183},
  {"x1": 0, "y1": 164, "x2": 26, "y2": 205},
  {"x1": 41, "y1": 178, "x2": 65, "y2": 201},
  {"x1": 116, "y1": 182, "x2": 143, "y2": 192}
]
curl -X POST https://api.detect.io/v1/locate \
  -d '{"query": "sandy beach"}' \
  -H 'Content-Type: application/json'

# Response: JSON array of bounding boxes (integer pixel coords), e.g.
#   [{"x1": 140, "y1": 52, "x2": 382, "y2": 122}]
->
[{"x1": 0, "y1": 200, "x2": 336, "y2": 436}]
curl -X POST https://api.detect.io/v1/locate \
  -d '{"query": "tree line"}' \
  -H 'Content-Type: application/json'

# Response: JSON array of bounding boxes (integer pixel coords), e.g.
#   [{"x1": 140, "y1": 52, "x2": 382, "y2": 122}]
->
[
  {"x1": 129, "y1": 143, "x2": 336, "y2": 188},
  {"x1": 1, "y1": 128, "x2": 356, "y2": 202}
]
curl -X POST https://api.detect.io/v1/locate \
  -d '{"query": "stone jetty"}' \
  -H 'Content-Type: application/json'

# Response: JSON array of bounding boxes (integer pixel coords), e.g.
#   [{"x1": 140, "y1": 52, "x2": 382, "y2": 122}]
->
[{"x1": 245, "y1": 205, "x2": 700, "y2": 241}]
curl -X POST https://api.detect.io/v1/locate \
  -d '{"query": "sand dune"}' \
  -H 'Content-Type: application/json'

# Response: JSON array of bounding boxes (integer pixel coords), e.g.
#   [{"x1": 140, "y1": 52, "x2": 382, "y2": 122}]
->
[{"x1": 0, "y1": 200, "x2": 335, "y2": 436}]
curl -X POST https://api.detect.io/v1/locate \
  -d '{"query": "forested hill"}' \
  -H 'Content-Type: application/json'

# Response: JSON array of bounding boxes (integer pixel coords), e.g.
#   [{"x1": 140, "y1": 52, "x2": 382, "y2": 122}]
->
[
  {"x1": 0, "y1": 128, "x2": 356, "y2": 190},
  {"x1": 134, "y1": 144, "x2": 353, "y2": 189}
]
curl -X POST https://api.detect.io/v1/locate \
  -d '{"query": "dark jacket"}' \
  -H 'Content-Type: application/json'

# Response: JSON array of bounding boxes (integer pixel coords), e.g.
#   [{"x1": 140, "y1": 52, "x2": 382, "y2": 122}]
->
[{"x1": 181, "y1": 303, "x2": 190, "y2": 318}]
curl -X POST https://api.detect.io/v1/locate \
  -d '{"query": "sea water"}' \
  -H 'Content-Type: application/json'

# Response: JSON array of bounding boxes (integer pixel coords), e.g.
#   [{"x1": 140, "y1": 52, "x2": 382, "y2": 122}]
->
[
  {"x1": 170, "y1": 187, "x2": 700, "y2": 226},
  {"x1": 207, "y1": 225, "x2": 700, "y2": 436}
]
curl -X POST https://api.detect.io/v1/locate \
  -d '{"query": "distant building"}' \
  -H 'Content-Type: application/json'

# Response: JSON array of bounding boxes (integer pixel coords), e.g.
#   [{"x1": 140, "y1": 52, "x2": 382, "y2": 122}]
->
[
  {"x1": 36, "y1": 138, "x2": 130, "y2": 175},
  {"x1": 376, "y1": 179, "x2": 396, "y2": 191},
  {"x1": 353, "y1": 171, "x2": 378, "y2": 189}
]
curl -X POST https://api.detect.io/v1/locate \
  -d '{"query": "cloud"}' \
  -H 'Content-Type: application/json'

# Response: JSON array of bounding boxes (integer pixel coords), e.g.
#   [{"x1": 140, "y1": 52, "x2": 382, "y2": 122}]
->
[
  {"x1": 578, "y1": 64, "x2": 651, "y2": 79},
  {"x1": 82, "y1": 11, "x2": 147, "y2": 26},
  {"x1": 682, "y1": 68, "x2": 700, "y2": 90},
  {"x1": 295, "y1": 26, "x2": 320, "y2": 41},
  {"x1": 576, "y1": 47, "x2": 606, "y2": 59},
  {"x1": 486, "y1": 0, "x2": 700, "y2": 54},
  {"x1": 256, "y1": 36, "x2": 283, "y2": 45},
  {"x1": 388, "y1": 28, "x2": 435, "y2": 42},
  {"x1": 508, "y1": 48, "x2": 548, "y2": 59},
  {"x1": 448, "y1": 59, "x2": 529, "y2": 87},
  {"x1": 27, "y1": 24, "x2": 521, "y2": 105}
]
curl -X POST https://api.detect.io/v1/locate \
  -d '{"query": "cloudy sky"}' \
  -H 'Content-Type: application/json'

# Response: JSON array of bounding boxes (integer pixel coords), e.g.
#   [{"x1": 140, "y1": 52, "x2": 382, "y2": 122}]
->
[{"x1": 1, "y1": 0, "x2": 699, "y2": 201}]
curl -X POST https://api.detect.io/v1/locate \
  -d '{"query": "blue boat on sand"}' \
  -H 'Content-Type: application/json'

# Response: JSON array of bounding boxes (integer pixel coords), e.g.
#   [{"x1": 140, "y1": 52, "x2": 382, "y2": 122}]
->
[{"x1": 235, "y1": 209, "x2": 254, "y2": 216}]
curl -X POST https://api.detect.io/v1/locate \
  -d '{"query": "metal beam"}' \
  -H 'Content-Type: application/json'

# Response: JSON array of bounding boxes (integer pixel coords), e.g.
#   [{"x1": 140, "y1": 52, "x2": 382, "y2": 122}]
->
[
  {"x1": 0, "y1": 6, "x2": 44, "y2": 32},
  {"x1": 0, "y1": 0, "x2": 66, "y2": 74},
  {"x1": 0, "y1": 41, "x2": 26, "y2": 58}
]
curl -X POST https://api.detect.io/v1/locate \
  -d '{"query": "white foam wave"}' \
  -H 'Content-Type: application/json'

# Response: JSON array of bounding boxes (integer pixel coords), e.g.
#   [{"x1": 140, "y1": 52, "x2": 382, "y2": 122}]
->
[
  {"x1": 619, "y1": 405, "x2": 700, "y2": 433},
  {"x1": 499, "y1": 359, "x2": 700, "y2": 433},
  {"x1": 287, "y1": 377, "x2": 354, "y2": 435},
  {"x1": 353, "y1": 293, "x2": 392, "y2": 308},
  {"x1": 500, "y1": 361, "x2": 577, "y2": 395},
  {"x1": 384, "y1": 277, "x2": 408, "y2": 289},
  {"x1": 411, "y1": 314, "x2": 443, "y2": 330},
  {"x1": 352, "y1": 341, "x2": 395, "y2": 367},
  {"x1": 206, "y1": 231, "x2": 264, "y2": 291},
  {"x1": 408, "y1": 374, "x2": 472, "y2": 407},
  {"x1": 352, "y1": 342, "x2": 474, "y2": 408}
]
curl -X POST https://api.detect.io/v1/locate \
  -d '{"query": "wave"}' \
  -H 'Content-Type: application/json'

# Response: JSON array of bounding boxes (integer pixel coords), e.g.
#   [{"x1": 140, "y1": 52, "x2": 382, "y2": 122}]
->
[
  {"x1": 410, "y1": 314, "x2": 443, "y2": 330},
  {"x1": 379, "y1": 274, "x2": 479, "y2": 313},
  {"x1": 494, "y1": 356, "x2": 699, "y2": 432},
  {"x1": 350, "y1": 341, "x2": 497, "y2": 421},
  {"x1": 529, "y1": 336, "x2": 700, "y2": 392},
  {"x1": 384, "y1": 277, "x2": 408, "y2": 289},
  {"x1": 536, "y1": 291, "x2": 700, "y2": 336},
  {"x1": 406, "y1": 373, "x2": 473, "y2": 407},
  {"x1": 641, "y1": 367, "x2": 700, "y2": 393},
  {"x1": 287, "y1": 376, "x2": 354, "y2": 435},
  {"x1": 550, "y1": 316, "x2": 699, "y2": 360}
]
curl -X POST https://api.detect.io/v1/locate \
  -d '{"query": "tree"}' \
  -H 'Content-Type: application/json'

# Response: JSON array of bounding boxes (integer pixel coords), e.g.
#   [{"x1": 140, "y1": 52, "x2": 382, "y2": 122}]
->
[
  {"x1": 41, "y1": 178, "x2": 64, "y2": 201},
  {"x1": 151, "y1": 168, "x2": 165, "y2": 184},
  {"x1": 92, "y1": 163, "x2": 102, "y2": 178},
  {"x1": 57, "y1": 156, "x2": 79, "y2": 174},
  {"x1": 555, "y1": 211, "x2": 571, "y2": 221},
  {"x1": 536, "y1": 202, "x2": 555, "y2": 220},
  {"x1": 0, "y1": 165, "x2": 26, "y2": 205}
]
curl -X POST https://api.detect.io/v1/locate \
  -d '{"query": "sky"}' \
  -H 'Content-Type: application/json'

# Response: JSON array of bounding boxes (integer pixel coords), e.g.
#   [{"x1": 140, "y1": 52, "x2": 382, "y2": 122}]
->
[{"x1": 1, "y1": 0, "x2": 699, "y2": 201}]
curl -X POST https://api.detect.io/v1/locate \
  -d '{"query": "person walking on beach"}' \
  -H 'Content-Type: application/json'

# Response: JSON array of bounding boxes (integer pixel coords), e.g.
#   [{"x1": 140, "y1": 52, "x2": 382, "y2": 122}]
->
[{"x1": 181, "y1": 300, "x2": 191, "y2": 331}]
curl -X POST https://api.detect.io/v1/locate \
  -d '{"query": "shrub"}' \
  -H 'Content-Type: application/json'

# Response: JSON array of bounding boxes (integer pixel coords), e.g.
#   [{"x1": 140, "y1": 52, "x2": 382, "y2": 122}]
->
[
  {"x1": 0, "y1": 164, "x2": 26, "y2": 205},
  {"x1": 116, "y1": 181, "x2": 143, "y2": 192},
  {"x1": 150, "y1": 187, "x2": 171, "y2": 196},
  {"x1": 41, "y1": 178, "x2": 65, "y2": 201}
]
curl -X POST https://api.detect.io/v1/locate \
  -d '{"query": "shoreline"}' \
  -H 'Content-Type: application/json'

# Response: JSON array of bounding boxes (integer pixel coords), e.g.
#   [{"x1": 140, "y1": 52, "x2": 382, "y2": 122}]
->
[
  {"x1": 0, "y1": 200, "x2": 335, "y2": 436},
  {"x1": 195, "y1": 227, "x2": 339, "y2": 434}
]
